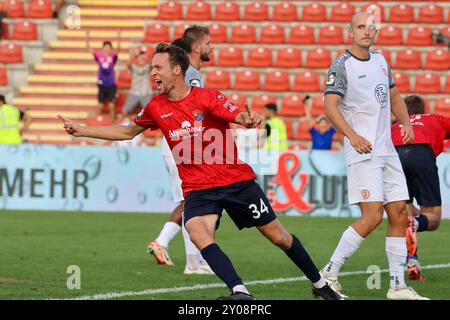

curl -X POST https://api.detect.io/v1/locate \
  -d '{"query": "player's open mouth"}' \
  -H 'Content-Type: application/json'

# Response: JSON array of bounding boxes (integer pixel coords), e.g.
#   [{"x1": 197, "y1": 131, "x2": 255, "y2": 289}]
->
[{"x1": 155, "y1": 80, "x2": 163, "y2": 89}]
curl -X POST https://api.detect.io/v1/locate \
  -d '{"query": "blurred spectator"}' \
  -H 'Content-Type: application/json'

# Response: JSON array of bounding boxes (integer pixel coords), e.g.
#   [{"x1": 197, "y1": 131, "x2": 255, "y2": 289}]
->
[
  {"x1": 310, "y1": 116, "x2": 336, "y2": 150},
  {"x1": 306, "y1": 102, "x2": 336, "y2": 150},
  {"x1": 93, "y1": 41, "x2": 118, "y2": 121},
  {"x1": 54, "y1": 0, "x2": 65, "y2": 18},
  {"x1": 122, "y1": 48, "x2": 152, "y2": 116},
  {"x1": 0, "y1": 6, "x2": 6, "y2": 39},
  {"x1": 263, "y1": 103, "x2": 288, "y2": 150},
  {"x1": 0, "y1": 95, "x2": 31, "y2": 144}
]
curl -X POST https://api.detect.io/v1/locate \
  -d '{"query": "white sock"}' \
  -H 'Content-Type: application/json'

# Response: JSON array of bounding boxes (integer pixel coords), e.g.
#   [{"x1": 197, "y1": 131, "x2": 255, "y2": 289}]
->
[
  {"x1": 312, "y1": 277, "x2": 327, "y2": 289},
  {"x1": 413, "y1": 218, "x2": 419, "y2": 233},
  {"x1": 182, "y1": 223, "x2": 202, "y2": 269},
  {"x1": 323, "y1": 226, "x2": 365, "y2": 278},
  {"x1": 386, "y1": 237, "x2": 407, "y2": 290},
  {"x1": 232, "y1": 285, "x2": 250, "y2": 295},
  {"x1": 155, "y1": 222, "x2": 180, "y2": 248}
]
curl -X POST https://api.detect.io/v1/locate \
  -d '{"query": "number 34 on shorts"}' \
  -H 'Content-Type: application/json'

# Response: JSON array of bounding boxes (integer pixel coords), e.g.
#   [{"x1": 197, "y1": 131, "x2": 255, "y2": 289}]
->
[{"x1": 248, "y1": 198, "x2": 269, "y2": 219}]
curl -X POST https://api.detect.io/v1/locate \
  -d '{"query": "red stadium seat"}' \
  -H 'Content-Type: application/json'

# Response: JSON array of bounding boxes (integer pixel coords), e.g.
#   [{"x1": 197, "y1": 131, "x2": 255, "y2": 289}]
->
[
  {"x1": 434, "y1": 98, "x2": 450, "y2": 117},
  {"x1": 275, "y1": 48, "x2": 302, "y2": 68},
  {"x1": 392, "y1": 72, "x2": 410, "y2": 93},
  {"x1": 272, "y1": 2, "x2": 298, "y2": 21},
  {"x1": 305, "y1": 48, "x2": 332, "y2": 68},
  {"x1": 414, "y1": 73, "x2": 441, "y2": 94},
  {"x1": 173, "y1": 23, "x2": 191, "y2": 41},
  {"x1": 360, "y1": 3, "x2": 386, "y2": 22},
  {"x1": 424, "y1": 49, "x2": 450, "y2": 70},
  {"x1": 406, "y1": 27, "x2": 433, "y2": 46},
  {"x1": 157, "y1": 1, "x2": 182, "y2": 20},
  {"x1": 205, "y1": 70, "x2": 231, "y2": 90},
  {"x1": 116, "y1": 69, "x2": 131, "y2": 89},
  {"x1": 234, "y1": 70, "x2": 260, "y2": 90},
  {"x1": 311, "y1": 96, "x2": 324, "y2": 117},
  {"x1": 214, "y1": 1, "x2": 240, "y2": 21},
  {"x1": 293, "y1": 71, "x2": 321, "y2": 92},
  {"x1": 418, "y1": 4, "x2": 444, "y2": 23},
  {"x1": 186, "y1": 1, "x2": 211, "y2": 20},
  {"x1": 243, "y1": 2, "x2": 268, "y2": 21},
  {"x1": 388, "y1": 4, "x2": 414, "y2": 23},
  {"x1": 372, "y1": 48, "x2": 392, "y2": 66},
  {"x1": 229, "y1": 93, "x2": 247, "y2": 112},
  {"x1": 376, "y1": 26, "x2": 403, "y2": 45},
  {"x1": 444, "y1": 75, "x2": 450, "y2": 93},
  {"x1": 231, "y1": 24, "x2": 256, "y2": 43},
  {"x1": 0, "y1": 67, "x2": 7, "y2": 86},
  {"x1": 251, "y1": 94, "x2": 276, "y2": 113},
  {"x1": 217, "y1": 46, "x2": 243, "y2": 66},
  {"x1": 280, "y1": 95, "x2": 306, "y2": 117},
  {"x1": 301, "y1": 3, "x2": 327, "y2": 22},
  {"x1": 143, "y1": 23, "x2": 169, "y2": 43},
  {"x1": 5, "y1": 0, "x2": 25, "y2": 18},
  {"x1": 262, "y1": 71, "x2": 290, "y2": 92},
  {"x1": 296, "y1": 120, "x2": 311, "y2": 141},
  {"x1": 86, "y1": 115, "x2": 112, "y2": 126},
  {"x1": 329, "y1": 2, "x2": 355, "y2": 22},
  {"x1": 283, "y1": 118, "x2": 295, "y2": 140},
  {"x1": 394, "y1": 49, "x2": 422, "y2": 70},
  {"x1": 11, "y1": 21, "x2": 37, "y2": 40},
  {"x1": 288, "y1": 25, "x2": 315, "y2": 44},
  {"x1": 440, "y1": 27, "x2": 450, "y2": 39},
  {"x1": 246, "y1": 47, "x2": 273, "y2": 67},
  {"x1": 209, "y1": 23, "x2": 227, "y2": 43},
  {"x1": 114, "y1": 92, "x2": 128, "y2": 113},
  {"x1": 318, "y1": 25, "x2": 343, "y2": 45},
  {"x1": 0, "y1": 43, "x2": 22, "y2": 63},
  {"x1": 26, "y1": 0, "x2": 52, "y2": 19},
  {"x1": 260, "y1": 24, "x2": 285, "y2": 44}
]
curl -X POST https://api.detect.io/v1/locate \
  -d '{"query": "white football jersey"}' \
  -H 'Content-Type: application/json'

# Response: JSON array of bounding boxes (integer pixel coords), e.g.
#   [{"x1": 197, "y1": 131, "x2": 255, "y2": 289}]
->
[{"x1": 325, "y1": 50, "x2": 398, "y2": 165}]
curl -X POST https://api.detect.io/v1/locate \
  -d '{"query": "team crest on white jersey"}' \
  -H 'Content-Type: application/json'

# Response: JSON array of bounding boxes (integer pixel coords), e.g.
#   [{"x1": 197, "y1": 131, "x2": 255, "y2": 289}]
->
[{"x1": 374, "y1": 84, "x2": 388, "y2": 108}]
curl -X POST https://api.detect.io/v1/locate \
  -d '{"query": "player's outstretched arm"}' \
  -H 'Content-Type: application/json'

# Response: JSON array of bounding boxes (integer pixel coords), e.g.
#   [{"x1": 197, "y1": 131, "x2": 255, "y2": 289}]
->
[
  {"x1": 390, "y1": 87, "x2": 414, "y2": 144},
  {"x1": 324, "y1": 94, "x2": 372, "y2": 154},
  {"x1": 57, "y1": 115, "x2": 146, "y2": 140}
]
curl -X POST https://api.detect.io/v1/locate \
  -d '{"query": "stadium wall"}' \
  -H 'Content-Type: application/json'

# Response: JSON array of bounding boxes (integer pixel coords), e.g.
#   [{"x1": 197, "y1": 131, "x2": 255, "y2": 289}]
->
[{"x1": 1, "y1": 144, "x2": 450, "y2": 219}]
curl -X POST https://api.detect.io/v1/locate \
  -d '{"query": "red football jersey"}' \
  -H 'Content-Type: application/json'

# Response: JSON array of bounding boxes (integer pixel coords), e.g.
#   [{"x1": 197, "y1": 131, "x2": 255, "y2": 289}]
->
[
  {"x1": 391, "y1": 114, "x2": 450, "y2": 156},
  {"x1": 134, "y1": 86, "x2": 256, "y2": 196}
]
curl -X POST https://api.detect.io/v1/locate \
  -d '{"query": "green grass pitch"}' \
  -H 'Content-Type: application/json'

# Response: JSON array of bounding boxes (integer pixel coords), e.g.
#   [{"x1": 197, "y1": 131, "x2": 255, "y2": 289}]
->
[{"x1": 0, "y1": 210, "x2": 449, "y2": 300}]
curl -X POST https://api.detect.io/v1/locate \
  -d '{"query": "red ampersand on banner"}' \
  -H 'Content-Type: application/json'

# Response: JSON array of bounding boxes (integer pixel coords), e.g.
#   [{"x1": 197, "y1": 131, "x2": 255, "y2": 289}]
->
[{"x1": 267, "y1": 151, "x2": 315, "y2": 213}]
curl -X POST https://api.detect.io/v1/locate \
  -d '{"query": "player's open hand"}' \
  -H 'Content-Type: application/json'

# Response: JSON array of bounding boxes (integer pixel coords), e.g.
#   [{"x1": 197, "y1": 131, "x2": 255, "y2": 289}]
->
[
  {"x1": 400, "y1": 123, "x2": 414, "y2": 145},
  {"x1": 349, "y1": 133, "x2": 372, "y2": 154},
  {"x1": 57, "y1": 114, "x2": 82, "y2": 137}
]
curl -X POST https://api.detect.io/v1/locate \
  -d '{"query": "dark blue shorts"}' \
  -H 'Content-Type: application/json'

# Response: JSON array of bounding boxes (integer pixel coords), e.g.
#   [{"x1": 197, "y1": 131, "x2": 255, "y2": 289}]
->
[
  {"x1": 183, "y1": 179, "x2": 277, "y2": 230},
  {"x1": 396, "y1": 144, "x2": 441, "y2": 206}
]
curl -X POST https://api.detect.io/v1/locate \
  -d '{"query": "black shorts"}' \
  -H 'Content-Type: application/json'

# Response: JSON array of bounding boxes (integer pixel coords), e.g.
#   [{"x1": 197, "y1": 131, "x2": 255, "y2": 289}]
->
[
  {"x1": 184, "y1": 180, "x2": 277, "y2": 230},
  {"x1": 396, "y1": 144, "x2": 441, "y2": 206},
  {"x1": 98, "y1": 85, "x2": 117, "y2": 103}
]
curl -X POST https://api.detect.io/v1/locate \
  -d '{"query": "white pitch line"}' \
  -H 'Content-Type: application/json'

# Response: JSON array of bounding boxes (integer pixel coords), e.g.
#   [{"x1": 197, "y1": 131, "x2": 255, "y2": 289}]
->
[{"x1": 54, "y1": 262, "x2": 450, "y2": 300}]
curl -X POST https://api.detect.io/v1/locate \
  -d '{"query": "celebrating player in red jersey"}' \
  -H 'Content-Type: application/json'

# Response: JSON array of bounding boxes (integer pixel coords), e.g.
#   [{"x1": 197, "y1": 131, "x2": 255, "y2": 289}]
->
[
  {"x1": 57, "y1": 43, "x2": 342, "y2": 300},
  {"x1": 392, "y1": 95, "x2": 450, "y2": 281}
]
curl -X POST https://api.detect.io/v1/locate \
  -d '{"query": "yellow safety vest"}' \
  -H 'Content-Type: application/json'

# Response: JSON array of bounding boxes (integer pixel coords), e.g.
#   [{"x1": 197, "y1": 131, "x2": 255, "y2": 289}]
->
[
  {"x1": 264, "y1": 117, "x2": 288, "y2": 150},
  {"x1": 0, "y1": 104, "x2": 22, "y2": 144}
]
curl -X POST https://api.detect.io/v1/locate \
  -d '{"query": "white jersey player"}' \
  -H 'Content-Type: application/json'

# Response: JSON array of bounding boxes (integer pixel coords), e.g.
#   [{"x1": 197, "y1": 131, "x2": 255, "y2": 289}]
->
[{"x1": 320, "y1": 12, "x2": 427, "y2": 300}]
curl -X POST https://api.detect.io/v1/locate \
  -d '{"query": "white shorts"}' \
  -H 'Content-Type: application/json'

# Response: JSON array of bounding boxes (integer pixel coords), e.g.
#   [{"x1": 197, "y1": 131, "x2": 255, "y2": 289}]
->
[
  {"x1": 347, "y1": 156, "x2": 409, "y2": 205},
  {"x1": 163, "y1": 154, "x2": 184, "y2": 204}
]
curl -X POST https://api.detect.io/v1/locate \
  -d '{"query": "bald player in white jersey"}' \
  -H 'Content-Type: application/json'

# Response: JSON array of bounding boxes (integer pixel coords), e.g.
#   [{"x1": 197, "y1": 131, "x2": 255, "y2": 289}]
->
[
  {"x1": 319, "y1": 12, "x2": 428, "y2": 300},
  {"x1": 147, "y1": 26, "x2": 215, "y2": 275}
]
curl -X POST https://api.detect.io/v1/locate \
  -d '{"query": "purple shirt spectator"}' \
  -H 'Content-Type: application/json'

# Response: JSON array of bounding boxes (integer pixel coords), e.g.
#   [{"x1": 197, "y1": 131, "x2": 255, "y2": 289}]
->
[{"x1": 94, "y1": 51, "x2": 118, "y2": 88}]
